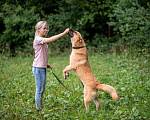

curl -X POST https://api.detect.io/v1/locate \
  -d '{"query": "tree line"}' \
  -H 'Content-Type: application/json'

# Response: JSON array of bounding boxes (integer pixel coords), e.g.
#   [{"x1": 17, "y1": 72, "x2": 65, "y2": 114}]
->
[{"x1": 0, "y1": 0, "x2": 149, "y2": 56}]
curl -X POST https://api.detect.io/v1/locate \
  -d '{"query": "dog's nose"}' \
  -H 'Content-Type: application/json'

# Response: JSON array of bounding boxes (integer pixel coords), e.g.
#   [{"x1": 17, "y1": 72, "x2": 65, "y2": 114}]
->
[
  {"x1": 69, "y1": 28, "x2": 73, "y2": 31},
  {"x1": 68, "y1": 28, "x2": 74, "y2": 37},
  {"x1": 69, "y1": 28, "x2": 75, "y2": 32}
]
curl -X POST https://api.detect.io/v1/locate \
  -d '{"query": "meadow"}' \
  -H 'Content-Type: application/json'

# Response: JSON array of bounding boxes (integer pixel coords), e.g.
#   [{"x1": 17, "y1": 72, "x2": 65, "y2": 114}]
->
[{"x1": 0, "y1": 53, "x2": 150, "y2": 120}]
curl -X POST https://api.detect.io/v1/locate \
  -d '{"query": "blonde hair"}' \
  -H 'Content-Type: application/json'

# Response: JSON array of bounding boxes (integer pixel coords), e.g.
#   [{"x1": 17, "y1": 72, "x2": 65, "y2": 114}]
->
[{"x1": 34, "y1": 21, "x2": 49, "y2": 38}]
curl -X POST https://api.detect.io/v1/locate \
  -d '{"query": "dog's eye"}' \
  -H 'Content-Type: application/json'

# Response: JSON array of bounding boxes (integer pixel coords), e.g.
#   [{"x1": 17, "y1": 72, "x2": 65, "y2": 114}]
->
[{"x1": 75, "y1": 32, "x2": 77, "y2": 35}]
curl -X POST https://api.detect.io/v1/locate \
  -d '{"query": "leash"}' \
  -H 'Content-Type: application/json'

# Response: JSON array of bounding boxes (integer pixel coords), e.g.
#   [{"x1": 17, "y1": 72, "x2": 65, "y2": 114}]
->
[{"x1": 48, "y1": 66, "x2": 84, "y2": 95}]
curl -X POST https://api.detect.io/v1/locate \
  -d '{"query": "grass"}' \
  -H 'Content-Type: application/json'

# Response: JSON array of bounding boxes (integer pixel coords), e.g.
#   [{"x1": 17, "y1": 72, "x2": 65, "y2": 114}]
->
[{"x1": 0, "y1": 53, "x2": 150, "y2": 119}]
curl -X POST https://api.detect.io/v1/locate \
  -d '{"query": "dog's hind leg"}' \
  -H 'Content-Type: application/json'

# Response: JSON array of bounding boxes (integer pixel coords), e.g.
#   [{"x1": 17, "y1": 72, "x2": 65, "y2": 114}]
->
[
  {"x1": 84, "y1": 87, "x2": 91, "y2": 110},
  {"x1": 93, "y1": 91, "x2": 99, "y2": 110},
  {"x1": 93, "y1": 99, "x2": 99, "y2": 111},
  {"x1": 84, "y1": 87, "x2": 97, "y2": 110},
  {"x1": 84, "y1": 98, "x2": 90, "y2": 110},
  {"x1": 84, "y1": 93, "x2": 97, "y2": 110}
]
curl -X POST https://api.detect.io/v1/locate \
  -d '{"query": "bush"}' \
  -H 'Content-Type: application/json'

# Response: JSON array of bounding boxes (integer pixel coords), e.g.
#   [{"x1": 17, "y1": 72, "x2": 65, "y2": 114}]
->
[
  {"x1": 0, "y1": 4, "x2": 40, "y2": 56},
  {"x1": 107, "y1": 0, "x2": 150, "y2": 52}
]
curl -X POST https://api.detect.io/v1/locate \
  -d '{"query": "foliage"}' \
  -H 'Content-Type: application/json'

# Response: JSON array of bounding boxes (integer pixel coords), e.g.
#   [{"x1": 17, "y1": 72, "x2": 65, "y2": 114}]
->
[
  {"x1": 0, "y1": 0, "x2": 116, "y2": 56},
  {"x1": 0, "y1": 0, "x2": 149, "y2": 56},
  {"x1": 0, "y1": 53, "x2": 150, "y2": 119},
  {"x1": 107, "y1": 0, "x2": 150, "y2": 50},
  {"x1": 59, "y1": 0, "x2": 115, "y2": 39},
  {"x1": 46, "y1": 0, "x2": 116, "y2": 54},
  {"x1": 0, "y1": 3, "x2": 40, "y2": 56}
]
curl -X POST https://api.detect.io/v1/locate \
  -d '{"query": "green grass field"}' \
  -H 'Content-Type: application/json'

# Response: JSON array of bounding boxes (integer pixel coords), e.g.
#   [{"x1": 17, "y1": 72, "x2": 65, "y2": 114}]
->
[{"x1": 0, "y1": 53, "x2": 150, "y2": 119}]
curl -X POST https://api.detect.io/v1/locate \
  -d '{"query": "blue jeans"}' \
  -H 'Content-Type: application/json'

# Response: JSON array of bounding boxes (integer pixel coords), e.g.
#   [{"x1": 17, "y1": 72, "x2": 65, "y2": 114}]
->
[{"x1": 32, "y1": 67, "x2": 47, "y2": 110}]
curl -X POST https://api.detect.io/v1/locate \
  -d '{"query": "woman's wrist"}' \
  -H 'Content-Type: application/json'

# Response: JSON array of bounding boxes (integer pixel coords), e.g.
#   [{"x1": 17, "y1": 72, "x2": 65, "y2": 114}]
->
[{"x1": 63, "y1": 31, "x2": 67, "y2": 35}]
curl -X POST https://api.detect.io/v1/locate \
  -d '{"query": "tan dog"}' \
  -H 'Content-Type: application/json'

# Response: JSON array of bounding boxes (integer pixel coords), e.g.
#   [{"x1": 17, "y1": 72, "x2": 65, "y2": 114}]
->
[{"x1": 63, "y1": 29, "x2": 118, "y2": 110}]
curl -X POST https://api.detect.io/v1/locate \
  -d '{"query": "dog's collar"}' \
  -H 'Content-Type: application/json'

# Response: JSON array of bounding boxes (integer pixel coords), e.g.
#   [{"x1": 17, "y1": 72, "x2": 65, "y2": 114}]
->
[{"x1": 72, "y1": 46, "x2": 85, "y2": 49}]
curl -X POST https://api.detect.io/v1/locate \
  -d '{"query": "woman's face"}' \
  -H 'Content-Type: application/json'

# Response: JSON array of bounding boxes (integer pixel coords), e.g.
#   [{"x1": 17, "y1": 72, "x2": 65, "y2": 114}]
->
[{"x1": 38, "y1": 24, "x2": 49, "y2": 37}]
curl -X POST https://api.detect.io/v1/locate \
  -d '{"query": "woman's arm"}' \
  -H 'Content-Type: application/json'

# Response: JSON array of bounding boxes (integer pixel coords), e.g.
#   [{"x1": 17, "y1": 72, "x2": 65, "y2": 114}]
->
[{"x1": 43, "y1": 28, "x2": 69, "y2": 44}]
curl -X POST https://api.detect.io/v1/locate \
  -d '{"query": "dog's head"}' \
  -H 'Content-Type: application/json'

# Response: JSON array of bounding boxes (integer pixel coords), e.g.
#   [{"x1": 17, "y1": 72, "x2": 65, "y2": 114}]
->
[{"x1": 68, "y1": 28, "x2": 86, "y2": 47}]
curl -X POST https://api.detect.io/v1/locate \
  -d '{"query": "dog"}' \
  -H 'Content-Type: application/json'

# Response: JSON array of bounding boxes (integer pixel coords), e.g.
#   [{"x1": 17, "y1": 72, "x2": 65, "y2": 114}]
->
[{"x1": 63, "y1": 28, "x2": 118, "y2": 110}]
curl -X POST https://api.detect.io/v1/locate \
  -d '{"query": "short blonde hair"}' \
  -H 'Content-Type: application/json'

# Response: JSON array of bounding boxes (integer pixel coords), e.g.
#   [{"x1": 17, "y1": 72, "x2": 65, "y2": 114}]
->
[{"x1": 35, "y1": 21, "x2": 49, "y2": 37}]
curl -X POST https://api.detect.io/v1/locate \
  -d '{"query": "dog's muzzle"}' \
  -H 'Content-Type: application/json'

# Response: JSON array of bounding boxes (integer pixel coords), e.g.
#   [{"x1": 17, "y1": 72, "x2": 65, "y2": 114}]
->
[{"x1": 68, "y1": 28, "x2": 75, "y2": 37}]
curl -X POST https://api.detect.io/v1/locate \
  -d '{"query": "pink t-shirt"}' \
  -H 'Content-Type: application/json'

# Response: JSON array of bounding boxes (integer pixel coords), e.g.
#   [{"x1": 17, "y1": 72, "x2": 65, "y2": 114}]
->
[{"x1": 32, "y1": 36, "x2": 48, "y2": 68}]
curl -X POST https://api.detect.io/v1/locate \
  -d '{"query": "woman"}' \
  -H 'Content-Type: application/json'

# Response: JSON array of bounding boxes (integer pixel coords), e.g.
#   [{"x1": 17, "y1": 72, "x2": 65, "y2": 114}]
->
[{"x1": 32, "y1": 21, "x2": 69, "y2": 110}]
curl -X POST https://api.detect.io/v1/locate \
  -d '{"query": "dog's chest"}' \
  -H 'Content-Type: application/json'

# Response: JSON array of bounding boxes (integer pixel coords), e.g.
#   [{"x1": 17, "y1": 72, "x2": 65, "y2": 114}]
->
[
  {"x1": 70, "y1": 51, "x2": 77, "y2": 63},
  {"x1": 70, "y1": 50, "x2": 81, "y2": 62}
]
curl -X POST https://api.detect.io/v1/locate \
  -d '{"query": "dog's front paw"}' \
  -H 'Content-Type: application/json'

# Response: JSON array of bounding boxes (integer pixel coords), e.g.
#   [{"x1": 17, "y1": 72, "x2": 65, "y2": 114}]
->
[
  {"x1": 65, "y1": 72, "x2": 69, "y2": 79},
  {"x1": 63, "y1": 69, "x2": 69, "y2": 79}
]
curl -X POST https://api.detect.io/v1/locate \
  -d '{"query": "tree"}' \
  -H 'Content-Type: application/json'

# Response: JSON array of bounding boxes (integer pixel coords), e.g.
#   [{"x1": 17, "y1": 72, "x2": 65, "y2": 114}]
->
[
  {"x1": 107, "y1": 0, "x2": 150, "y2": 50},
  {"x1": 0, "y1": 4, "x2": 40, "y2": 56}
]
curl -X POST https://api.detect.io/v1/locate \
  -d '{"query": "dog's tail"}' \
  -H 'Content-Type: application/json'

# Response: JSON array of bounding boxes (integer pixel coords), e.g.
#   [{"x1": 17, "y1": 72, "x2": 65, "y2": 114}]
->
[{"x1": 96, "y1": 84, "x2": 118, "y2": 101}]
